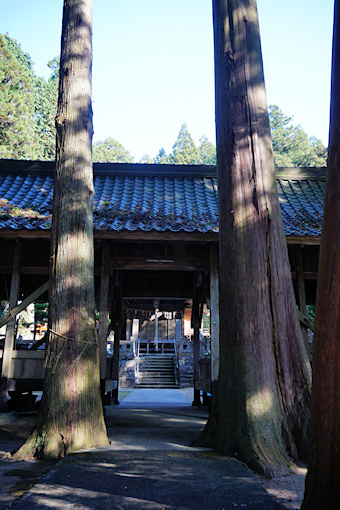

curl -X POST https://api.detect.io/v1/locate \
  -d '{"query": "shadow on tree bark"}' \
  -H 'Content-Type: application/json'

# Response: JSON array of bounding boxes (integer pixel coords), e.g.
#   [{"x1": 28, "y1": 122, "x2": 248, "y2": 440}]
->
[
  {"x1": 15, "y1": 0, "x2": 108, "y2": 460},
  {"x1": 193, "y1": 0, "x2": 311, "y2": 477}
]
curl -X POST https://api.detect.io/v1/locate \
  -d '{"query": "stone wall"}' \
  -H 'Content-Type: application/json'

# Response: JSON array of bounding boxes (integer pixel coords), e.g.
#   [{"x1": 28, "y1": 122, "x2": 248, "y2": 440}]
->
[
  {"x1": 119, "y1": 343, "x2": 135, "y2": 388},
  {"x1": 118, "y1": 337, "x2": 210, "y2": 389},
  {"x1": 178, "y1": 340, "x2": 194, "y2": 387}
]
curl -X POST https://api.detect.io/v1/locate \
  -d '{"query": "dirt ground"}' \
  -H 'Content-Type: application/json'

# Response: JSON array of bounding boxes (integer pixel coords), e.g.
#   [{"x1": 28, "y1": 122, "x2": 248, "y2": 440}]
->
[
  {"x1": 258, "y1": 466, "x2": 307, "y2": 509},
  {"x1": 0, "y1": 411, "x2": 306, "y2": 509},
  {"x1": 0, "y1": 413, "x2": 56, "y2": 509}
]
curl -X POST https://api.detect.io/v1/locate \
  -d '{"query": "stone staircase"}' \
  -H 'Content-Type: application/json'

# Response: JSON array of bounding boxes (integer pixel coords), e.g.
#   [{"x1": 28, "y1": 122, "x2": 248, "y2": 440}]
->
[{"x1": 136, "y1": 354, "x2": 178, "y2": 388}]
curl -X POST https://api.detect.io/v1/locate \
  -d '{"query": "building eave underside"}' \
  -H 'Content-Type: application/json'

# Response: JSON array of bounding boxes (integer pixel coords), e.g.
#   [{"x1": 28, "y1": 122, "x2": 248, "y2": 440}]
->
[{"x1": 0, "y1": 229, "x2": 321, "y2": 245}]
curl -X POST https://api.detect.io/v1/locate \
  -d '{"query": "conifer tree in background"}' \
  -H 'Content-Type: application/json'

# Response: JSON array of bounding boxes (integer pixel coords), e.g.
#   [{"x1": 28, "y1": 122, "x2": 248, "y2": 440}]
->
[
  {"x1": 34, "y1": 58, "x2": 59, "y2": 161},
  {"x1": 170, "y1": 123, "x2": 199, "y2": 164},
  {"x1": 0, "y1": 34, "x2": 58, "y2": 161},
  {"x1": 196, "y1": 134, "x2": 217, "y2": 165},
  {"x1": 92, "y1": 137, "x2": 134, "y2": 163},
  {"x1": 0, "y1": 34, "x2": 328, "y2": 167},
  {"x1": 139, "y1": 154, "x2": 153, "y2": 164},
  {"x1": 269, "y1": 105, "x2": 327, "y2": 167},
  {"x1": 0, "y1": 35, "x2": 36, "y2": 159},
  {"x1": 153, "y1": 147, "x2": 170, "y2": 164}
]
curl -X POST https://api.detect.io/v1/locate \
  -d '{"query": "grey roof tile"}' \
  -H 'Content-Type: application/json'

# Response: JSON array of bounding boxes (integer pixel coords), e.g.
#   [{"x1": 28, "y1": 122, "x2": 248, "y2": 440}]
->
[{"x1": 0, "y1": 161, "x2": 325, "y2": 238}]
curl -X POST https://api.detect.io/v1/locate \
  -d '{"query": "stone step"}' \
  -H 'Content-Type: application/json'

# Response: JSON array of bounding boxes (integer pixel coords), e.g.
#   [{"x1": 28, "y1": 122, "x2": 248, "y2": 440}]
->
[
  {"x1": 136, "y1": 383, "x2": 178, "y2": 388},
  {"x1": 139, "y1": 366, "x2": 174, "y2": 370},
  {"x1": 139, "y1": 373, "x2": 175, "y2": 381},
  {"x1": 139, "y1": 357, "x2": 175, "y2": 361},
  {"x1": 139, "y1": 370, "x2": 174, "y2": 376},
  {"x1": 139, "y1": 356, "x2": 174, "y2": 363},
  {"x1": 135, "y1": 353, "x2": 177, "y2": 389},
  {"x1": 139, "y1": 359, "x2": 174, "y2": 363},
  {"x1": 139, "y1": 361, "x2": 174, "y2": 368},
  {"x1": 140, "y1": 368, "x2": 174, "y2": 372}
]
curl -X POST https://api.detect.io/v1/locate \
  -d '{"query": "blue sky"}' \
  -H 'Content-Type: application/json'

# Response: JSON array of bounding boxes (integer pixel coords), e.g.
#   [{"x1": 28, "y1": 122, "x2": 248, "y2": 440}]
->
[{"x1": 0, "y1": 0, "x2": 334, "y2": 160}]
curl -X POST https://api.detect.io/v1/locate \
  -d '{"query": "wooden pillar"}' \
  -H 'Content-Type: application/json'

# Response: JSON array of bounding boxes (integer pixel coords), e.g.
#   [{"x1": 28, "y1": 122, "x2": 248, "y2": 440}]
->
[
  {"x1": 296, "y1": 245, "x2": 309, "y2": 356},
  {"x1": 192, "y1": 290, "x2": 202, "y2": 407},
  {"x1": 112, "y1": 318, "x2": 121, "y2": 404},
  {"x1": 121, "y1": 308, "x2": 127, "y2": 340},
  {"x1": 210, "y1": 243, "x2": 220, "y2": 401},
  {"x1": 193, "y1": 321, "x2": 201, "y2": 406},
  {"x1": 126, "y1": 318, "x2": 132, "y2": 342},
  {"x1": 175, "y1": 318, "x2": 182, "y2": 353},
  {"x1": 98, "y1": 243, "x2": 111, "y2": 402},
  {"x1": 112, "y1": 272, "x2": 122, "y2": 404},
  {"x1": 132, "y1": 318, "x2": 139, "y2": 356},
  {"x1": 154, "y1": 299, "x2": 159, "y2": 352},
  {"x1": 0, "y1": 239, "x2": 21, "y2": 412}
]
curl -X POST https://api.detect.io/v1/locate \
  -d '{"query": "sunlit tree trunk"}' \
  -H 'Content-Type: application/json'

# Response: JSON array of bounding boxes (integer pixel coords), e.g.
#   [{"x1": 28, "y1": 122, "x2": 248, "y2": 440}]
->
[
  {"x1": 195, "y1": 0, "x2": 311, "y2": 476},
  {"x1": 302, "y1": 2, "x2": 340, "y2": 507},
  {"x1": 15, "y1": 0, "x2": 108, "y2": 459}
]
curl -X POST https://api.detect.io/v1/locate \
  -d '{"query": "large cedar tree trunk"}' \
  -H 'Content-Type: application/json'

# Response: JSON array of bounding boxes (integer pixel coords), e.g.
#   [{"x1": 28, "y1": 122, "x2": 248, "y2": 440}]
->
[
  {"x1": 15, "y1": 0, "x2": 108, "y2": 459},
  {"x1": 195, "y1": 0, "x2": 311, "y2": 475},
  {"x1": 302, "y1": 2, "x2": 340, "y2": 507}
]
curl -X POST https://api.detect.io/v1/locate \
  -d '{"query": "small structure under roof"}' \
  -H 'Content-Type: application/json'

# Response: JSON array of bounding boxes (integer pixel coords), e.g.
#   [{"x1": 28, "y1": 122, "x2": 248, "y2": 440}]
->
[{"x1": 0, "y1": 159, "x2": 325, "y2": 408}]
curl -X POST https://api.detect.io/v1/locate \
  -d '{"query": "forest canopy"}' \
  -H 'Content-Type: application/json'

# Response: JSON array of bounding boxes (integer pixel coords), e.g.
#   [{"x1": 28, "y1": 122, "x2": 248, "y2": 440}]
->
[{"x1": 0, "y1": 34, "x2": 328, "y2": 167}]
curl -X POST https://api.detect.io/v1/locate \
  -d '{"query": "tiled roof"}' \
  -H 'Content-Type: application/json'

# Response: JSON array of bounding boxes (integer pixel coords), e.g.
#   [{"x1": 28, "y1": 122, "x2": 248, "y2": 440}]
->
[{"x1": 0, "y1": 160, "x2": 326, "y2": 238}]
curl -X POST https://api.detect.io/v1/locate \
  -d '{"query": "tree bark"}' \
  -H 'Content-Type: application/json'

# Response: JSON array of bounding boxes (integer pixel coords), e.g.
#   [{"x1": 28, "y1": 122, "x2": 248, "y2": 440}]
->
[
  {"x1": 15, "y1": 0, "x2": 108, "y2": 459},
  {"x1": 195, "y1": 0, "x2": 311, "y2": 476},
  {"x1": 302, "y1": 1, "x2": 340, "y2": 507}
]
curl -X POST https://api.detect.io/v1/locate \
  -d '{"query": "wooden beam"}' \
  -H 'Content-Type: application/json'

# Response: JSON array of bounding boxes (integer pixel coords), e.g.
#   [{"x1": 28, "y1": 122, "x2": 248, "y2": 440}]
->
[
  {"x1": 191, "y1": 276, "x2": 203, "y2": 407},
  {"x1": 0, "y1": 280, "x2": 49, "y2": 329},
  {"x1": 210, "y1": 244, "x2": 219, "y2": 400},
  {"x1": 1, "y1": 239, "x2": 21, "y2": 410},
  {"x1": 154, "y1": 299, "x2": 159, "y2": 352},
  {"x1": 296, "y1": 246, "x2": 309, "y2": 355},
  {"x1": 0, "y1": 228, "x2": 320, "y2": 246},
  {"x1": 0, "y1": 231, "x2": 51, "y2": 239},
  {"x1": 94, "y1": 231, "x2": 219, "y2": 242},
  {"x1": 275, "y1": 167, "x2": 326, "y2": 180},
  {"x1": 291, "y1": 271, "x2": 318, "y2": 280},
  {"x1": 0, "y1": 229, "x2": 219, "y2": 243},
  {"x1": 122, "y1": 290, "x2": 192, "y2": 299},
  {"x1": 192, "y1": 321, "x2": 201, "y2": 406},
  {"x1": 297, "y1": 310, "x2": 315, "y2": 333},
  {"x1": 111, "y1": 271, "x2": 122, "y2": 404},
  {"x1": 0, "y1": 266, "x2": 49, "y2": 275},
  {"x1": 109, "y1": 257, "x2": 210, "y2": 271},
  {"x1": 98, "y1": 243, "x2": 111, "y2": 380},
  {"x1": 286, "y1": 237, "x2": 321, "y2": 246}
]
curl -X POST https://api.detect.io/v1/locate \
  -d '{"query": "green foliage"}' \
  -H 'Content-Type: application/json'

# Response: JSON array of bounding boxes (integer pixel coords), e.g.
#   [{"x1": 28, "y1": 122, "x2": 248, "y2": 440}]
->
[
  {"x1": 0, "y1": 34, "x2": 58, "y2": 161},
  {"x1": 0, "y1": 300, "x2": 7, "y2": 318},
  {"x1": 0, "y1": 34, "x2": 37, "y2": 159},
  {"x1": 170, "y1": 123, "x2": 199, "y2": 164},
  {"x1": 34, "y1": 58, "x2": 59, "y2": 160},
  {"x1": 153, "y1": 147, "x2": 170, "y2": 164},
  {"x1": 306, "y1": 305, "x2": 315, "y2": 322},
  {"x1": 154, "y1": 129, "x2": 216, "y2": 165},
  {"x1": 139, "y1": 154, "x2": 153, "y2": 164},
  {"x1": 92, "y1": 137, "x2": 134, "y2": 163},
  {"x1": 196, "y1": 135, "x2": 217, "y2": 165},
  {"x1": 34, "y1": 302, "x2": 49, "y2": 324},
  {"x1": 0, "y1": 33, "x2": 327, "y2": 170},
  {"x1": 202, "y1": 313, "x2": 210, "y2": 329},
  {"x1": 269, "y1": 105, "x2": 327, "y2": 167},
  {"x1": 153, "y1": 127, "x2": 216, "y2": 166}
]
